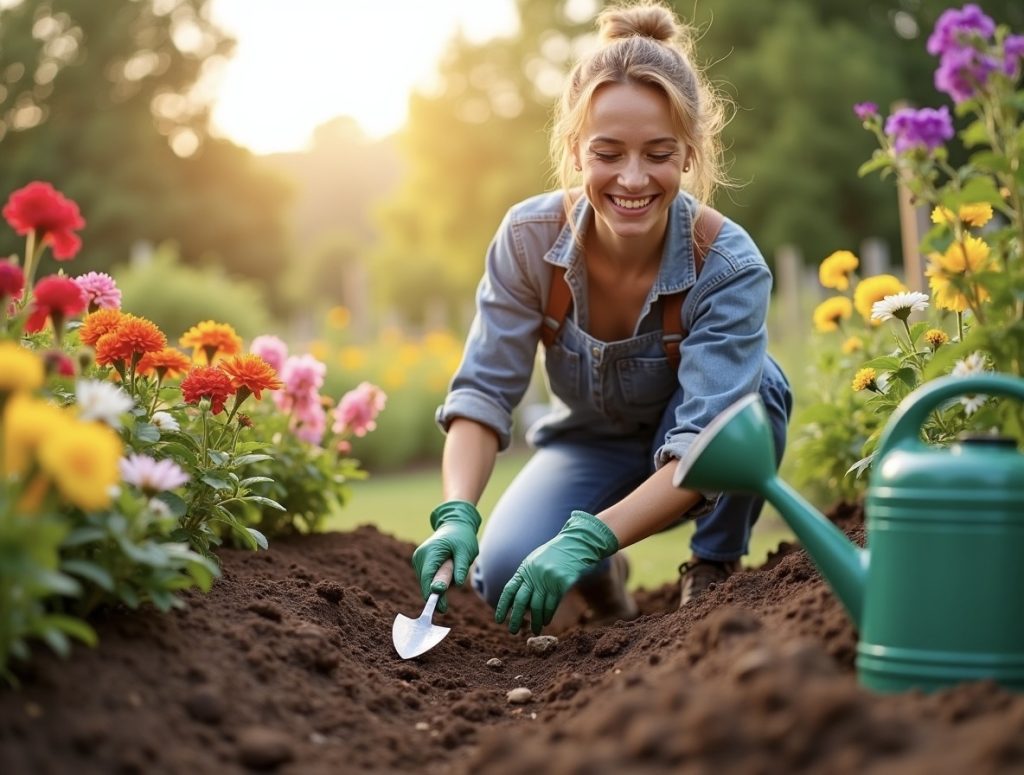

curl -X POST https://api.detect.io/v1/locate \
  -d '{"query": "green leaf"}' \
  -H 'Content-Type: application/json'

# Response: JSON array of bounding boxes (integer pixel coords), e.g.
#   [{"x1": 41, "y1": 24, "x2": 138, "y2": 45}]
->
[
  {"x1": 156, "y1": 441, "x2": 199, "y2": 468},
  {"x1": 246, "y1": 527, "x2": 269, "y2": 550},
  {"x1": 857, "y1": 151, "x2": 891, "y2": 178},
  {"x1": 859, "y1": 355, "x2": 902, "y2": 371},
  {"x1": 200, "y1": 474, "x2": 233, "y2": 491},
  {"x1": 207, "y1": 450, "x2": 230, "y2": 466},
  {"x1": 232, "y1": 453, "x2": 274, "y2": 466},
  {"x1": 959, "y1": 119, "x2": 989, "y2": 148},
  {"x1": 244, "y1": 495, "x2": 286, "y2": 511},
  {"x1": 154, "y1": 491, "x2": 188, "y2": 518},
  {"x1": 43, "y1": 614, "x2": 98, "y2": 647},
  {"x1": 41, "y1": 628, "x2": 71, "y2": 658},
  {"x1": 29, "y1": 568, "x2": 82, "y2": 596},
  {"x1": 61, "y1": 526, "x2": 107, "y2": 547},
  {"x1": 133, "y1": 422, "x2": 161, "y2": 444},
  {"x1": 943, "y1": 176, "x2": 1004, "y2": 207},
  {"x1": 161, "y1": 430, "x2": 200, "y2": 451},
  {"x1": 61, "y1": 560, "x2": 115, "y2": 591},
  {"x1": 238, "y1": 476, "x2": 274, "y2": 488}
]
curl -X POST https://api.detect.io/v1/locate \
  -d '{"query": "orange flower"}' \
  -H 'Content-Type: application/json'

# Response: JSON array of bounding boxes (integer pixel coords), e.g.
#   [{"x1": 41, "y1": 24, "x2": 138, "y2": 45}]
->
[
  {"x1": 79, "y1": 308, "x2": 124, "y2": 346},
  {"x1": 93, "y1": 315, "x2": 166, "y2": 366},
  {"x1": 219, "y1": 354, "x2": 282, "y2": 400},
  {"x1": 138, "y1": 347, "x2": 193, "y2": 380},
  {"x1": 180, "y1": 366, "x2": 234, "y2": 415},
  {"x1": 179, "y1": 320, "x2": 242, "y2": 365}
]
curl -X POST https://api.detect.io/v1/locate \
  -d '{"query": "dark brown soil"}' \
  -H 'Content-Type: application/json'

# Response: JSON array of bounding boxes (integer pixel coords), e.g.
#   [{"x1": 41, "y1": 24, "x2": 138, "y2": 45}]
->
[{"x1": 2, "y1": 513, "x2": 1023, "y2": 774}]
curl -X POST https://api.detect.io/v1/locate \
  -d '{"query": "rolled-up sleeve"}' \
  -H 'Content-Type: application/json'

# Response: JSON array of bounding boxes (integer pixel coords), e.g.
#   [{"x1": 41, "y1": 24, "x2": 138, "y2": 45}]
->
[{"x1": 435, "y1": 210, "x2": 545, "y2": 451}]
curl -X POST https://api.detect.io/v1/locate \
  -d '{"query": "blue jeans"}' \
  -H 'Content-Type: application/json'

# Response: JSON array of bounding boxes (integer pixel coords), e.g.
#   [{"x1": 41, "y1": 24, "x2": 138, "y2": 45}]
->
[{"x1": 471, "y1": 356, "x2": 792, "y2": 608}]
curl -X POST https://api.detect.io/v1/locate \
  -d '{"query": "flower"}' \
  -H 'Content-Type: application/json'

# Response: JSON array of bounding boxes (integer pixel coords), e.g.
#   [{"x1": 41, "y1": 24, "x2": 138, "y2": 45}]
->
[
  {"x1": 841, "y1": 336, "x2": 863, "y2": 354},
  {"x1": 73, "y1": 271, "x2": 121, "y2": 311},
  {"x1": 926, "y1": 235, "x2": 991, "y2": 312},
  {"x1": 951, "y1": 351, "x2": 991, "y2": 415},
  {"x1": 137, "y1": 347, "x2": 192, "y2": 380},
  {"x1": 179, "y1": 320, "x2": 242, "y2": 365},
  {"x1": 75, "y1": 379, "x2": 134, "y2": 427},
  {"x1": 2, "y1": 181, "x2": 85, "y2": 260},
  {"x1": 119, "y1": 453, "x2": 189, "y2": 496},
  {"x1": 78, "y1": 308, "x2": 125, "y2": 346},
  {"x1": 884, "y1": 106, "x2": 954, "y2": 153},
  {"x1": 219, "y1": 353, "x2": 282, "y2": 401},
  {"x1": 327, "y1": 306, "x2": 351, "y2": 329},
  {"x1": 851, "y1": 367, "x2": 879, "y2": 392},
  {"x1": 870, "y1": 291, "x2": 930, "y2": 323},
  {"x1": 934, "y1": 45, "x2": 1000, "y2": 103},
  {"x1": 930, "y1": 203, "x2": 994, "y2": 228},
  {"x1": 926, "y1": 4, "x2": 995, "y2": 59},
  {"x1": 0, "y1": 260, "x2": 24, "y2": 302},
  {"x1": 37, "y1": 420, "x2": 123, "y2": 511},
  {"x1": 94, "y1": 315, "x2": 167, "y2": 367},
  {"x1": 42, "y1": 350, "x2": 76, "y2": 377},
  {"x1": 332, "y1": 381, "x2": 387, "y2": 437},
  {"x1": 818, "y1": 250, "x2": 859, "y2": 291},
  {"x1": 0, "y1": 341, "x2": 44, "y2": 394},
  {"x1": 812, "y1": 297, "x2": 853, "y2": 332},
  {"x1": 2, "y1": 394, "x2": 72, "y2": 476},
  {"x1": 25, "y1": 275, "x2": 87, "y2": 334},
  {"x1": 249, "y1": 334, "x2": 288, "y2": 373},
  {"x1": 853, "y1": 102, "x2": 878, "y2": 121},
  {"x1": 924, "y1": 329, "x2": 950, "y2": 350},
  {"x1": 274, "y1": 354, "x2": 327, "y2": 413},
  {"x1": 292, "y1": 401, "x2": 327, "y2": 445},
  {"x1": 150, "y1": 411, "x2": 180, "y2": 432},
  {"x1": 180, "y1": 365, "x2": 234, "y2": 414},
  {"x1": 853, "y1": 274, "x2": 908, "y2": 321}
]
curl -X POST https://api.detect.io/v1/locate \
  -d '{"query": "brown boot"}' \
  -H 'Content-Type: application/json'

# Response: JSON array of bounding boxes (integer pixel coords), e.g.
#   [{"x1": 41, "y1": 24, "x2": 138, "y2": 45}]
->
[
  {"x1": 678, "y1": 555, "x2": 740, "y2": 607},
  {"x1": 576, "y1": 553, "x2": 640, "y2": 626}
]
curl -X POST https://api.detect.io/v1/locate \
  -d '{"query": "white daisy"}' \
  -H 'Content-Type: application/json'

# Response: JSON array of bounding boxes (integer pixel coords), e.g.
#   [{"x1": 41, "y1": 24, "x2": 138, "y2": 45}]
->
[
  {"x1": 119, "y1": 454, "x2": 190, "y2": 495},
  {"x1": 75, "y1": 379, "x2": 134, "y2": 427},
  {"x1": 871, "y1": 291, "x2": 929, "y2": 322},
  {"x1": 150, "y1": 411, "x2": 180, "y2": 433},
  {"x1": 951, "y1": 351, "x2": 990, "y2": 415}
]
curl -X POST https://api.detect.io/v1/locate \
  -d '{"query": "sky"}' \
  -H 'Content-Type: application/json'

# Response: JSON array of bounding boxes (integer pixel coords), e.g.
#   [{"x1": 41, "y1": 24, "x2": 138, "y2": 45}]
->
[{"x1": 207, "y1": 0, "x2": 519, "y2": 155}]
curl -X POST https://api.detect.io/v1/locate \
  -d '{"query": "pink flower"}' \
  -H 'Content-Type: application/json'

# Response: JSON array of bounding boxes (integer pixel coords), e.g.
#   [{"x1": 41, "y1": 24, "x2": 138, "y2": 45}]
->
[
  {"x1": 119, "y1": 453, "x2": 190, "y2": 496},
  {"x1": 73, "y1": 271, "x2": 121, "y2": 311},
  {"x1": 291, "y1": 401, "x2": 326, "y2": 445},
  {"x1": 273, "y1": 353, "x2": 326, "y2": 413},
  {"x1": 250, "y1": 334, "x2": 288, "y2": 374},
  {"x1": 0, "y1": 260, "x2": 24, "y2": 302},
  {"x1": 332, "y1": 381, "x2": 387, "y2": 437}
]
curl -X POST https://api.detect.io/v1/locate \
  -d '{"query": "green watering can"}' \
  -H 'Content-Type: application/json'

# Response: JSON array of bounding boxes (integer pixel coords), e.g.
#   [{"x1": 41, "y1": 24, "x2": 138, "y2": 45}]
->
[{"x1": 673, "y1": 374, "x2": 1024, "y2": 693}]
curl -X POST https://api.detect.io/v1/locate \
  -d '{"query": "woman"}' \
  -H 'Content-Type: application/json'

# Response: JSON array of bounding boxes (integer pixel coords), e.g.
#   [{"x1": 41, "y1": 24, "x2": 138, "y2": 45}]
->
[{"x1": 413, "y1": 0, "x2": 791, "y2": 635}]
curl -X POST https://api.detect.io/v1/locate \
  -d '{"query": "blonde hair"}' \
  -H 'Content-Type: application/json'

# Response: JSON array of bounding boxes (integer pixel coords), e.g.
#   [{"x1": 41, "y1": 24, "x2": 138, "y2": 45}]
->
[{"x1": 551, "y1": 1, "x2": 729, "y2": 220}]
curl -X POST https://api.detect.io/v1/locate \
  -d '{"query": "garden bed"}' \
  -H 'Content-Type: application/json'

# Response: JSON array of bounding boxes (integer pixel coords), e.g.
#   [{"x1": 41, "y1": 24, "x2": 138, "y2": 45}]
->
[{"x1": 2, "y1": 517, "x2": 1022, "y2": 774}]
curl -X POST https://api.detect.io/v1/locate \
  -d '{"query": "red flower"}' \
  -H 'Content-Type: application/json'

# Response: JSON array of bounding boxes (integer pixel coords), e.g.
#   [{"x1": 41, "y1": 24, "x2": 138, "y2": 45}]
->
[
  {"x1": 219, "y1": 354, "x2": 282, "y2": 400},
  {"x1": 2, "y1": 182, "x2": 86, "y2": 260},
  {"x1": 181, "y1": 366, "x2": 234, "y2": 415},
  {"x1": 0, "y1": 261, "x2": 24, "y2": 301},
  {"x1": 25, "y1": 275, "x2": 87, "y2": 333}
]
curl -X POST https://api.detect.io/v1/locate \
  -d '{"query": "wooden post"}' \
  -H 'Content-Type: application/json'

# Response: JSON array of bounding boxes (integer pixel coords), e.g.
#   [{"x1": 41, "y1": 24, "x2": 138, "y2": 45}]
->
[
  {"x1": 774, "y1": 244, "x2": 804, "y2": 333},
  {"x1": 896, "y1": 177, "x2": 926, "y2": 291}
]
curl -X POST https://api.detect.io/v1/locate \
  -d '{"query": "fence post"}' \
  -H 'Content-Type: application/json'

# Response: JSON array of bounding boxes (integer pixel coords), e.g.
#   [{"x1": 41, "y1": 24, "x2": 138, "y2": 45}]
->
[
  {"x1": 860, "y1": 237, "x2": 890, "y2": 277},
  {"x1": 775, "y1": 243, "x2": 804, "y2": 333}
]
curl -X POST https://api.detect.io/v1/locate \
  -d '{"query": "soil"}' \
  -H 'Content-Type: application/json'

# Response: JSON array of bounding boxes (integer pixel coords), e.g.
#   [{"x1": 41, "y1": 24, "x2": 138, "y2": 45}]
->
[{"x1": 2, "y1": 507, "x2": 1023, "y2": 775}]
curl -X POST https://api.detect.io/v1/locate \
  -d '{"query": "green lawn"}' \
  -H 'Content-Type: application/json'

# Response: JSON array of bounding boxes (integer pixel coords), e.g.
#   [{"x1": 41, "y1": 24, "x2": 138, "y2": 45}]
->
[{"x1": 327, "y1": 448, "x2": 795, "y2": 591}]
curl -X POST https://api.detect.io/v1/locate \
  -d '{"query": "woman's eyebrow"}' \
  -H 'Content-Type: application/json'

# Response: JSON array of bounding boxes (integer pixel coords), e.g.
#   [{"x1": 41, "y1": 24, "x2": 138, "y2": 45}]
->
[{"x1": 589, "y1": 136, "x2": 679, "y2": 145}]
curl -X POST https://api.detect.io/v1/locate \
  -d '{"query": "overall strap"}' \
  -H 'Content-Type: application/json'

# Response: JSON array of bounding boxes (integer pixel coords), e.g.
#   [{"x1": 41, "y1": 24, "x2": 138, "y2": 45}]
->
[{"x1": 541, "y1": 206, "x2": 725, "y2": 364}]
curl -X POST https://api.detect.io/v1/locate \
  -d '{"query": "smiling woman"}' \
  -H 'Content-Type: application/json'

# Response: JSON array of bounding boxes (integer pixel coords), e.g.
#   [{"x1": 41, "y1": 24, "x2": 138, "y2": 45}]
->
[{"x1": 206, "y1": 0, "x2": 517, "y2": 154}]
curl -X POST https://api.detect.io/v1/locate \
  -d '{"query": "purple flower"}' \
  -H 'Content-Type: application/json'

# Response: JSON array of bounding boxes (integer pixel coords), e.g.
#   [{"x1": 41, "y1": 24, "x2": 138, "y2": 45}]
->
[
  {"x1": 1004, "y1": 34, "x2": 1024, "y2": 76},
  {"x1": 853, "y1": 102, "x2": 879, "y2": 121},
  {"x1": 884, "y1": 106, "x2": 955, "y2": 154},
  {"x1": 934, "y1": 46, "x2": 1000, "y2": 102},
  {"x1": 927, "y1": 4, "x2": 996, "y2": 58},
  {"x1": 73, "y1": 271, "x2": 121, "y2": 311}
]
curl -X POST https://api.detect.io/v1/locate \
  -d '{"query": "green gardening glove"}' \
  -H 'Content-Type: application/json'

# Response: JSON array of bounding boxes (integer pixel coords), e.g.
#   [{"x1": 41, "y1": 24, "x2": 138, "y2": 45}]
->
[
  {"x1": 411, "y1": 500, "x2": 481, "y2": 613},
  {"x1": 495, "y1": 510, "x2": 619, "y2": 635}
]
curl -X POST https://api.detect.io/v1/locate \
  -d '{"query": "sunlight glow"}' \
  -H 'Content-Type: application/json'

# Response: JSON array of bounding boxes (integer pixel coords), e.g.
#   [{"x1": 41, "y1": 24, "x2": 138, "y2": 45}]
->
[{"x1": 207, "y1": 0, "x2": 518, "y2": 155}]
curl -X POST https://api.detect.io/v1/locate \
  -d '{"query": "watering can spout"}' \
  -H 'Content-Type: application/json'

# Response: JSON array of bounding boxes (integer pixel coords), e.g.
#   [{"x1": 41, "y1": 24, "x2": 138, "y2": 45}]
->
[{"x1": 673, "y1": 394, "x2": 868, "y2": 625}]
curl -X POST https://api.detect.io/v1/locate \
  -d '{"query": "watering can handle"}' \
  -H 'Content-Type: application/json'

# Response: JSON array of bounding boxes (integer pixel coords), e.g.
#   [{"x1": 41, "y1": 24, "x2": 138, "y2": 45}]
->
[{"x1": 877, "y1": 373, "x2": 1024, "y2": 456}]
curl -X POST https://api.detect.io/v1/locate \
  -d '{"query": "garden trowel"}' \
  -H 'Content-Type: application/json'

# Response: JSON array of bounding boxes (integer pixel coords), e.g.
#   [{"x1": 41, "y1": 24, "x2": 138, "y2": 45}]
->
[{"x1": 392, "y1": 558, "x2": 453, "y2": 659}]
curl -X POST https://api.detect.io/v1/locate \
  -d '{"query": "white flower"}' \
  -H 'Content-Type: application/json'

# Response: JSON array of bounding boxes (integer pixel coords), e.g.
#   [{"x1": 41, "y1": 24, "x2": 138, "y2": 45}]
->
[
  {"x1": 871, "y1": 291, "x2": 929, "y2": 322},
  {"x1": 119, "y1": 454, "x2": 190, "y2": 495},
  {"x1": 150, "y1": 411, "x2": 180, "y2": 433},
  {"x1": 951, "y1": 351, "x2": 990, "y2": 415},
  {"x1": 76, "y1": 379, "x2": 134, "y2": 427},
  {"x1": 147, "y1": 497, "x2": 172, "y2": 519}
]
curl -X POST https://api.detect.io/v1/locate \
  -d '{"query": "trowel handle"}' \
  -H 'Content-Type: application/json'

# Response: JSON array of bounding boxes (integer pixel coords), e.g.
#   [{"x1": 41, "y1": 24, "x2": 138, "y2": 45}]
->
[{"x1": 432, "y1": 558, "x2": 455, "y2": 589}]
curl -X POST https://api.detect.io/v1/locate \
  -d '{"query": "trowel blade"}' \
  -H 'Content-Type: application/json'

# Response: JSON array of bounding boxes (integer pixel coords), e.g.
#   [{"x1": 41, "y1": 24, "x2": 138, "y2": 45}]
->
[{"x1": 392, "y1": 602, "x2": 451, "y2": 659}]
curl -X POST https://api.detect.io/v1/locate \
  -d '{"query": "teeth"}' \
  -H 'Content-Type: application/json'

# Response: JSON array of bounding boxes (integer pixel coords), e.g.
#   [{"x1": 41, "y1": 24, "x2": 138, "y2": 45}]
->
[{"x1": 612, "y1": 196, "x2": 652, "y2": 209}]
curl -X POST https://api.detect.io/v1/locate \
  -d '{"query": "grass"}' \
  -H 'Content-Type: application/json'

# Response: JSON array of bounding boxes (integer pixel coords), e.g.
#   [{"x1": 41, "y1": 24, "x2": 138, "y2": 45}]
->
[{"x1": 327, "y1": 448, "x2": 796, "y2": 590}]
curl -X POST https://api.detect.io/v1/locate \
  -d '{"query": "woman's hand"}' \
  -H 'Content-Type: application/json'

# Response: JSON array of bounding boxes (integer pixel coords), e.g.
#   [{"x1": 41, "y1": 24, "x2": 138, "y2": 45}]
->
[
  {"x1": 412, "y1": 500, "x2": 481, "y2": 613},
  {"x1": 495, "y1": 510, "x2": 619, "y2": 635}
]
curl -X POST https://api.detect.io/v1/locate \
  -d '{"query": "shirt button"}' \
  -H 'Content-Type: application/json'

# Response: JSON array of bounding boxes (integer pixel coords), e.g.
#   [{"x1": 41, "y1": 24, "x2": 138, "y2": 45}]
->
[{"x1": 591, "y1": 346, "x2": 600, "y2": 357}]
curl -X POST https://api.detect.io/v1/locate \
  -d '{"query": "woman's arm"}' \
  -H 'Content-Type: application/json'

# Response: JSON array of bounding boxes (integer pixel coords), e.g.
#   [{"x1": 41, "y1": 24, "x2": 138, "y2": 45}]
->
[
  {"x1": 597, "y1": 464, "x2": 701, "y2": 548},
  {"x1": 441, "y1": 417, "x2": 500, "y2": 504}
]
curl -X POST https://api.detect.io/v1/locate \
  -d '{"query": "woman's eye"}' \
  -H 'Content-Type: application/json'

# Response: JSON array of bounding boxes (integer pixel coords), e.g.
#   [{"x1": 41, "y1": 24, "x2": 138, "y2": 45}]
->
[{"x1": 649, "y1": 153, "x2": 674, "y2": 162}]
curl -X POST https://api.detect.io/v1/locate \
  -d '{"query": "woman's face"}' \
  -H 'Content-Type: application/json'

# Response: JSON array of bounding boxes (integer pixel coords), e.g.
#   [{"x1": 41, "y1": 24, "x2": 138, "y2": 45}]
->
[{"x1": 575, "y1": 81, "x2": 686, "y2": 244}]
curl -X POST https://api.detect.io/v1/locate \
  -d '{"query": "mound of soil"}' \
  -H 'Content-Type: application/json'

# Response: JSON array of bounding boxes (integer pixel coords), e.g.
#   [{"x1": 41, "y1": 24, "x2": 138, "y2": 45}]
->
[{"x1": 2, "y1": 519, "x2": 1023, "y2": 774}]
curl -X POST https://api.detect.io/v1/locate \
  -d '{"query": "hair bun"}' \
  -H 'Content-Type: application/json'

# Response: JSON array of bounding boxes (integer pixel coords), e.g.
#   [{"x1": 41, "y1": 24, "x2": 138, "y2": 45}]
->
[{"x1": 597, "y1": 3, "x2": 679, "y2": 46}]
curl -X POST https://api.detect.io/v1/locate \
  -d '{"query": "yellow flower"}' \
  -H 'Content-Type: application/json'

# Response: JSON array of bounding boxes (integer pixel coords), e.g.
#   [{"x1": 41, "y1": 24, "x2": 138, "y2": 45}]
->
[
  {"x1": 853, "y1": 274, "x2": 907, "y2": 322},
  {"x1": 398, "y1": 343, "x2": 420, "y2": 367},
  {"x1": 924, "y1": 329, "x2": 949, "y2": 350},
  {"x1": 37, "y1": 420, "x2": 123, "y2": 512},
  {"x1": 0, "y1": 341, "x2": 45, "y2": 394},
  {"x1": 338, "y1": 346, "x2": 367, "y2": 371},
  {"x1": 851, "y1": 367, "x2": 878, "y2": 392},
  {"x1": 327, "y1": 306, "x2": 351, "y2": 329},
  {"x1": 930, "y1": 203, "x2": 993, "y2": 228},
  {"x1": 841, "y1": 336, "x2": 863, "y2": 354},
  {"x1": 926, "y1": 236, "x2": 991, "y2": 312},
  {"x1": 381, "y1": 364, "x2": 407, "y2": 390},
  {"x1": 424, "y1": 330, "x2": 459, "y2": 355},
  {"x1": 2, "y1": 394, "x2": 72, "y2": 476},
  {"x1": 819, "y1": 251, "x2": 859, "y2": 291},
  {"x1": 812, "y1": 297, "x2": 853, "y2": 333}
]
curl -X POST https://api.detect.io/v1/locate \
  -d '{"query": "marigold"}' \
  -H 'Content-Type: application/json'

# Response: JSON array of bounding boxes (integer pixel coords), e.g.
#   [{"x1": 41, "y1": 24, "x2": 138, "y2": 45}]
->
[
  {"x1": 25, "y1": 275, "x2": 87, "y2": 333},
  {"x1": 926, "y1": 236, "x2": 992, "y2": 312},
  {"x1": 2, "y1": 181, "x2": 85, "y2": 260},
  {"x1": 851, "y1": 367, "x2": 878, "y2": 392},
  {"x1": 180, "y1": 365, "x2": 234, "y2": 414},
  {"x1": 0, "y1": 341, "x2": 45, "y2": 394},
  {"x1": 137, "y1": 347, "x2": 193, "y2": 380},
  {"x1": 929, "y1": 203, "x2": 994, "y2": 228},
  {"x1": 841, "y1": 336, "x2": 863, "y2": 354},
  {"x1": 819, "y1": 251, "x2": 859, "y2": 291},
  {"x1": 812, "y1": 297, "x2": 853, "y2": 332},
  {"x1": 79, "y1": 308, "x2": 125, "y2": 346},
  {"x1": 219, "y1": 353, "x2": 282, "y2": 401},
  {"x1": 853, "y1": 274, "x2": 907, "y2": 322},
  {"x1": 179, "y1": 320, "x2": 242, "y2": 365},
  {"x1": 2, "y1": 393, "x2": 73, "y2": 476},
  {"x1": 93, "y1": 315, "x2": 167, "y2": 366},
  {"x1": 924, "y1": 328, "x2": 950, "y2": 349},
  {"x1": 38, "y1": 420, "x2": 122, "y2": 511}
]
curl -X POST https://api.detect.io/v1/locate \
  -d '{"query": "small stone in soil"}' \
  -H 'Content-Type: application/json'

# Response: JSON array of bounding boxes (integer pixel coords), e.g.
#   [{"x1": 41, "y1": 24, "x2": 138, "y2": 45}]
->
[
  {"x1": 236, "y1": 726, "x2": 294, "y2": 770},
  {"x1": 415, "y1": 721, "x2": 430, "y2": 731},
  {"x1": 183, "y1": 686, "x2": 225, "y2": 724},
  {"x1": 507, "y1": 687, "x2": 533, "y2": 704},
  {"x1": 486, "y1": 658, "x2": 503, "y2": 669},
  {"x1": 526, "y1": 635, "x2": 558, "y2": 654}
]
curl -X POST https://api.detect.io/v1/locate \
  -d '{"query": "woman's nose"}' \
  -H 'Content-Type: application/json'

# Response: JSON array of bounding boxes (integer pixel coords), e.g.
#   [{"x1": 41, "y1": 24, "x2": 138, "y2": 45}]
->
[{"x1": 618, "y1": 157, "x2": 649, "y2": 190}]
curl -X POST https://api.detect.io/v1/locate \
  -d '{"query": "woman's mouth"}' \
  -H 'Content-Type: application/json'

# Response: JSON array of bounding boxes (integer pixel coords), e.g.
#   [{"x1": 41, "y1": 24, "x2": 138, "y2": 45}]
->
[{"x1": 609, "y1": 195, "x2": 655, "y2": 212}]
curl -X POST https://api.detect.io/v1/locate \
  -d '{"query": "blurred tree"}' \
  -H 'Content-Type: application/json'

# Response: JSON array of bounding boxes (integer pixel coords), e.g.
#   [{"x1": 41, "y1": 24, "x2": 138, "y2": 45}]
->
[{"x1": 0, "y1": 0, "x2": 292, "y2": 310}]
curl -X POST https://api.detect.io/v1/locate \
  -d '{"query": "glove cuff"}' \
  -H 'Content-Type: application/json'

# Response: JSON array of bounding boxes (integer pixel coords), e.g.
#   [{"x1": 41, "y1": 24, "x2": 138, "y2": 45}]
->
[
  {"x1": 567, "y1": 510, "x2": 620, "y2": 557},
  {"x1": 430, "y1": 500, "x2": 483, "y2": 532}
]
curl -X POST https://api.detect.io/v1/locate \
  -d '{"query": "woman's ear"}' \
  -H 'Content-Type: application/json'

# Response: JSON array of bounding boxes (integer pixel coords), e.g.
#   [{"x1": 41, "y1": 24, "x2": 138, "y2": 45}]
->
[
  {"x1": 682, "y1": 146, "x2": 693, "y2": 173},
  {"x1": 571, "y1": 142, "x2": 582, "y2": 172}
]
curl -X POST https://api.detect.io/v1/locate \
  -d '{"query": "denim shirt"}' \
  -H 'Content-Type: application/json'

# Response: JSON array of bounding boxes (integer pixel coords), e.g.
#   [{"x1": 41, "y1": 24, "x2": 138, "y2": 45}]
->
[{"x1": 436, "y1": 189, "x2": 773, "y2": 469}]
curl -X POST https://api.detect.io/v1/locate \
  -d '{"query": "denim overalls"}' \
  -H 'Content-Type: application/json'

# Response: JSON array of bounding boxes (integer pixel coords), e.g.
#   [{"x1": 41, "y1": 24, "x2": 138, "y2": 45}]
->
[{"x1": 436, "y1": 190, "x2": 792, "y2": 607}]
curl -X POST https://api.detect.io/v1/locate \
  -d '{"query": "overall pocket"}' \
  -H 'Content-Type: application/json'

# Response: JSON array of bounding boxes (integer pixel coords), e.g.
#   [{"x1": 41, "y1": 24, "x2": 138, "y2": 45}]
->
[
  {"x1": 616, "y1": 356, "x2": 677, "y2": 410},
  {"x1": 543, "y1": 344, "x2": 582, "y2": 401}
]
